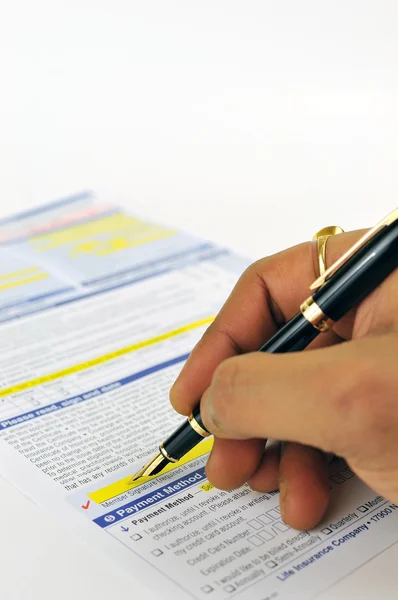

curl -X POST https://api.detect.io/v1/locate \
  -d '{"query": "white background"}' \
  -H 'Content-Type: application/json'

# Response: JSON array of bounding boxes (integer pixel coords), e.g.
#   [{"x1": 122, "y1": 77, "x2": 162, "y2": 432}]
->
[{"x1": 1, "y1": 1, "x2": 398, "y2": 598}]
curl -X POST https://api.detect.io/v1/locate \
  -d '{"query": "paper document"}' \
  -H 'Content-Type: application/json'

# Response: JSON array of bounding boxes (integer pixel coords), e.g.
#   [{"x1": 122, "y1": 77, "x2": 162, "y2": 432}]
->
[{"x1": 0, "y1": 192, "x2": 397, "y2": 599}]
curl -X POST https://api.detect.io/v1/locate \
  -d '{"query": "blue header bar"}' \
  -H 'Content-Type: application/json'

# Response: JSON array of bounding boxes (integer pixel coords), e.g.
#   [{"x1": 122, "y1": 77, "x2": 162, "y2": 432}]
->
[
  {"x1": 93, "y1": 467, "x2": 207, "y2": 528},
  {"x1": 0, "y1": 353, "x2": 189, "y2": 430}
]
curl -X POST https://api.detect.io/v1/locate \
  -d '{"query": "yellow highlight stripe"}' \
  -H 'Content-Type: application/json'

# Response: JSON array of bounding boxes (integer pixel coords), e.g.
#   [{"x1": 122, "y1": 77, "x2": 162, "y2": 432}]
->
[
  {"x1": 0, "y1": 316, "x2": 214, "y2": 398},
  {"x1": 33, "y1": 213, "x2": 140, "y2": 244},
  {"x1": 32, "y1": 214, "x2": 174, "y2": 251},
  {"x1": 89, "y1": 438, "x2": 214, "y2": 504},
  {"x1": 0, "y1": 266, "x2": 40, "y2": 281},
  {"x1": 0, "y1": 272, "x2": 48, "y2": 292},
  {"x1": 71, "y1": 228, "x2": 176, "y2": 257},
  {"x1": 94, "y1": 229, "x2": 176, "y2": 256},
  {"x1": 200, "y1": 482, "x2": 215, "y2": 492}
]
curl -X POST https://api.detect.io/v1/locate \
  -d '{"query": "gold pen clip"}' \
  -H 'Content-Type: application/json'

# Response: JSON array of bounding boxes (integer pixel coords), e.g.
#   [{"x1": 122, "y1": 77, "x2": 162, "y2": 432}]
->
[{"x1": 310, "y1": 207, "x2": 398, "y2": 291}]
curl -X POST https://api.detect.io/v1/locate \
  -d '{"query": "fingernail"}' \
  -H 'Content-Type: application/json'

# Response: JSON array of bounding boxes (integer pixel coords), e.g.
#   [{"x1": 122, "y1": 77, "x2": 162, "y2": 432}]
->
[{"x1": 279, "y1": 480, "x2": 287, "y2": 520}]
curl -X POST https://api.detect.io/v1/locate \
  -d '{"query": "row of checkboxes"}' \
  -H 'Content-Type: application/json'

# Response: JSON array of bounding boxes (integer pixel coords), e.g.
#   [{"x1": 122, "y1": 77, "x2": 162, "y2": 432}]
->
[
  {"x1": 248, "y1": 523, "x2": 289, "y2": 548},
  {"x1": 249, "y1": 520, "x2": 289, "y2": 536},
  {"x1": 329, "y1": 467, "x2": 354, "y2": 485},
  {"x1": 247, "y1": 507, "x2": 281, "y2": 531}
]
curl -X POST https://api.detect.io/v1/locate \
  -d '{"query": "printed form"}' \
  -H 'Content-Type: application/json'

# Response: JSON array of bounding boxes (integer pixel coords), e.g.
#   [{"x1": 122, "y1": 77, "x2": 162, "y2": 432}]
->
[{"x1": 0, "y1": 192, "x2": 397, "y2": 600}]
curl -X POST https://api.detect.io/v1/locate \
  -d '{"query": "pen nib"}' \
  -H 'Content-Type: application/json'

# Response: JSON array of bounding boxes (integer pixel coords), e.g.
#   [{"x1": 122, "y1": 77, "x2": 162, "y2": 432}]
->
[{"x1": 128, "y1": 452, "x2": 169, "y2": 484}]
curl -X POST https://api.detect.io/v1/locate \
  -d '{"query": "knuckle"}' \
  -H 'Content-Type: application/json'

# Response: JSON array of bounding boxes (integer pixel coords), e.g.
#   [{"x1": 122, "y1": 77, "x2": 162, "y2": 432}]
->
[
  {"x1": 248, "y1": 254, "x2": 272, "y2": 279},
  {"x1": 244, "y1": 258, "x2": 274, "y2": 294},
  {"x1": 200, "y1": 319, "x2": 217, "y2": 341},
  {"x1": 246, "y1": 257, "x2": 271, "y2": 277}
]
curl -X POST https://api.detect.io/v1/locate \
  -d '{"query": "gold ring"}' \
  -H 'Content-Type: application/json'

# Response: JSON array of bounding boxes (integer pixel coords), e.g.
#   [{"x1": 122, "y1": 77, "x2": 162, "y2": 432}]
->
[
  {"x1": 188, "y1": 413, "x2": 210, "y2": 438},
  {"x1": 159, "y1": 443, "x2": 178, "y2": 463},
  {"x1": 312, "y1": 226, "x2": 344, "y2": 276}
]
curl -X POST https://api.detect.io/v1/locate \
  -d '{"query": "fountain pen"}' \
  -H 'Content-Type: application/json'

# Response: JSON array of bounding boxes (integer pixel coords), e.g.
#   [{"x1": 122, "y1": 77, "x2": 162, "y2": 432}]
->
[{"x1": 130, "y1": 208, "x2": 398, "y2": 482}]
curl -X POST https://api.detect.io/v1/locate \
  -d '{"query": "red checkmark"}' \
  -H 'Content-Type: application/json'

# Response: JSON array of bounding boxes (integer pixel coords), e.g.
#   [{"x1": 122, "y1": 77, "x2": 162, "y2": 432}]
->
[{"x1": 81, "y1": 500, "x2": 91, "y2": 510}]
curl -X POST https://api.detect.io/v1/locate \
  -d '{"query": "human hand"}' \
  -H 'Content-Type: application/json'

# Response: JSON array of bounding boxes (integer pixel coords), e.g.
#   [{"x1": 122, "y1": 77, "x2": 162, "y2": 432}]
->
[{"x1": 170, "y1": 230, "x2": 398, "y2": 530}]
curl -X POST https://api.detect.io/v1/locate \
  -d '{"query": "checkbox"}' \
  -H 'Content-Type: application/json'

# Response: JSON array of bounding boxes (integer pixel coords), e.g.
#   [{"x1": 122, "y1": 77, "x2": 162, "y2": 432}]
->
[
  {"x1": 258, "y1": 514, "x2": 273, "y2": 525},
  {"x1": 266, "y1": 560, "x2": 278, "y2": 568},
  {"x1": 321, "y1": 527, "x2": 332, "y2": 535},
  {"x1": 248, "y1": 519, "x2": 263, "y2": 530},
  {"x1": 329, "y1": 474, "x2": 345, "y2": 484},
  {"x1": 131, "y1": 533, "x2": 142, "y2": 541},
  {"x1": 266, "y1": 509, "x2": 280, "y2": 520},
  {"x1": 248, "y1": 535, "x2": 264, "y2": 547},
  {"x1": 274, "y1": 521, "x2": 290, "y2": 532},
  {"x1": 259, "y1": 530, "x2": 274, "y2": 542},
  {"x1": 357, "y1": 505, "x2": 369, "y2": 513},
  {"x1": 339, "y1": 468, "x2": 354, "y2": 480},
  {"x1": 201, "y1": 585, "x2": 214, "y2": 594},
  {"x1": 151, "y1": 548, "x2": 163, "y2": 557},
  {"x1": 224, "y1": 584, "x2": 236, "y2": 593}
]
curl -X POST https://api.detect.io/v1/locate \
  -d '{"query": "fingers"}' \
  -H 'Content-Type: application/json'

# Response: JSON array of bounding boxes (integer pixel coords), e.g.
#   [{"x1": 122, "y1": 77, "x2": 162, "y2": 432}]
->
[
  {"x1": 205, "y1": 438, "x2": 265, "y2": 490},
  {"x1": 171, "y1": 230, "x2": 364, "y2": 416},
  {"x1": 277, "y1": 443, "x2": 330, "y2": 530},
  {"x1": 206, "y1": 439, "x2": 330, "y2": 530},
  {"x1": 200, "y1": 332, "x2": 398, "y2": 460},
  {"x1": 246, "y1": 442, "x2": 281, "y2": 492}
]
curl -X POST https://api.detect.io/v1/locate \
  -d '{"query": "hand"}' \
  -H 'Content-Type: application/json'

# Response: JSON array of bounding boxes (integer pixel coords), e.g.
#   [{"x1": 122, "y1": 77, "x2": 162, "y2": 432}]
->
[{"x1": 170, "y1": 230, "x2": 398, "y2": 530}]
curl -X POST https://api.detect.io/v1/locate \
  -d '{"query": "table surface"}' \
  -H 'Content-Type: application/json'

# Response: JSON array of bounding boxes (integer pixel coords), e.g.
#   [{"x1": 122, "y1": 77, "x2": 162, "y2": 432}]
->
[{"x1": 1, "y1": 2, "x2": 398, "y2": 598}]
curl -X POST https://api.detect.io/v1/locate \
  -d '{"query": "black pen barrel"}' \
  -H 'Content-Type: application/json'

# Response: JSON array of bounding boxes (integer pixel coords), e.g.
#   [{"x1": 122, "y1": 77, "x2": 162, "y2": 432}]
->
[
  {"x1": 162, "y1": 406, "x2": 209, "y2": 461},
  {"x1": 259, "y1": 312, "x2": 319, "y2": 354},
  {"x1": 162, "y1": 421, "x2": 203, "y2": 461},
  {"x1": 314, "y1": 219, "x2": 398, "y2": 322}
]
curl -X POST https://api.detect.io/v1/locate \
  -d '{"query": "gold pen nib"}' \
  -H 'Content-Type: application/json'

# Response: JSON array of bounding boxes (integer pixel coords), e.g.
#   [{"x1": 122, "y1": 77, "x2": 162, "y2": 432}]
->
[{"x1": 128, "y1": 452, "x2": 169, "y2": 484}]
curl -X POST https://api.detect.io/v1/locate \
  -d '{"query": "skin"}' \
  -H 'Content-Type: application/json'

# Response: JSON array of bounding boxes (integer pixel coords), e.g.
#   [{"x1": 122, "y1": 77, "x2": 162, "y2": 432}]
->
[{"x1": 170, "y1": 229, "x2": 398, "y2": 531}]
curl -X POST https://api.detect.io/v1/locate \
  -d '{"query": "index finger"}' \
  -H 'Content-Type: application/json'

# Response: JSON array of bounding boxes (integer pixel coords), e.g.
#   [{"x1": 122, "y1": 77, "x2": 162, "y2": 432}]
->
[{"x1": 170, "y1": 230, "x2": 364, "y2": 416}]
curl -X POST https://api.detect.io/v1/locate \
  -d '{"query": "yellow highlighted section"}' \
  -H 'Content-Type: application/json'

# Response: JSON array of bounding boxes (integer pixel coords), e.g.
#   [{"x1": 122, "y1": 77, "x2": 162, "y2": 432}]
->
[
  {"x1": 0, "y1": 265, "x2": 48, "y2": 292},
  {"x1": 33, "y1": 213, "x2": 150, "y2": 247},
  {"x1": 89, "y1": 437, "x2": 214, "y2": 504},
  {"x1": 71, "y1": 228, "x2": 175, "y2": 258},
  {"x1": 0, "y1": 266, "x2": 40, "y2": 281},
  {"x1": 200, "y1": 482, "x2": 215, "y2": 492},
  {"x1": 31, "y1": 213, "x2": 176, "y2": 256},
  {"x1": 0, "y1": 272, "x2": 48, "y2": 292},
  {"x1": 0, "y1": 316, "x2": 214, "y2": 398}
]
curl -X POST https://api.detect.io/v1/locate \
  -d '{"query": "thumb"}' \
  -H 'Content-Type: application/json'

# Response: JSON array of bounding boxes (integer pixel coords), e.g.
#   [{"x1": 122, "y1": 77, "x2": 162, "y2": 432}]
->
[{"x1": 200, "y1": 332, "x2": 397, "y2": 460}]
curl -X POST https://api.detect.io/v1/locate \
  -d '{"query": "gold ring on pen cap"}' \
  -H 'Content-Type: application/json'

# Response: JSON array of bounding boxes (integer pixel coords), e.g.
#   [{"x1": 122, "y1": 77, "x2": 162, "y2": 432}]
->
[{"x1": 312, "y1": 226, "x2": 345, "y2": 277}]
